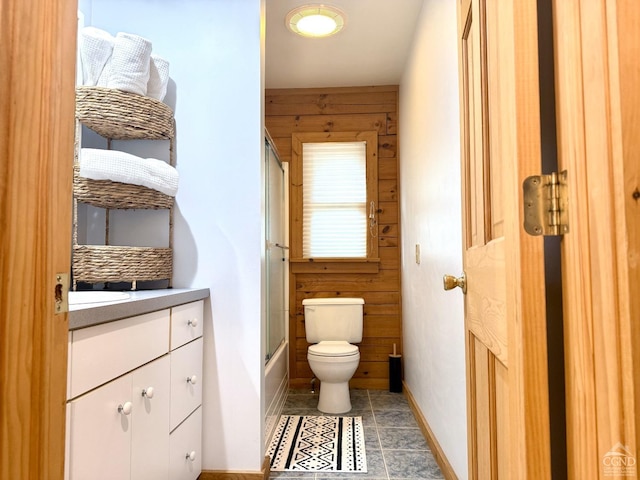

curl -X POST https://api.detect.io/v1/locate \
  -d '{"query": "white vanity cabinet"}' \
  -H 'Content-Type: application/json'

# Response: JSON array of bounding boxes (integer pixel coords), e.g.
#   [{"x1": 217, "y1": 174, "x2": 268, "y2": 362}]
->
[
  {"x1": 66, "y1": 299, "x2": 204, "y2": 480},
  {"x1": 68, "y1": 356, "x2": 170, "y2": 480}
]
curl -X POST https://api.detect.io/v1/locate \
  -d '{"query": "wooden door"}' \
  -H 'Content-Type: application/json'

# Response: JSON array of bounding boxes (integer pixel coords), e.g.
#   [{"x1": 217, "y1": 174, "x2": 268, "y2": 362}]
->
[
  {"x1": 456, "y1": 0, "x2": 552, "y2": 477},
  {"x1": 553, "y1": 1, "x2": 640, "y2": 478},
  {"x1": 0, "y1": 0, "x2": 76, "y2": 478}
]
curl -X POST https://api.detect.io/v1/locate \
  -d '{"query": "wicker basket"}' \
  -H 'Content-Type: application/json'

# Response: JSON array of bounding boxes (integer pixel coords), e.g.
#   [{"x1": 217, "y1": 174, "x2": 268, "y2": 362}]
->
[
  {"x1": 73, "y1": 165, "x2": 174, "y2": 210},
  {"x1": 76, "y1": 86, "x2": 175, "y2": 140},
  {"x1": 72, "y1": 245, "x2": 173, "y2": 284}
]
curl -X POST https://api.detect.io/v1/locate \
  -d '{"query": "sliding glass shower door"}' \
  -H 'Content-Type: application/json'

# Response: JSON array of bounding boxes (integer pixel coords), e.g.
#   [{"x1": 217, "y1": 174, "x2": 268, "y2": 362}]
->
[{"x1": 265, "y1": 137, "x2": 288, "y2": 364}]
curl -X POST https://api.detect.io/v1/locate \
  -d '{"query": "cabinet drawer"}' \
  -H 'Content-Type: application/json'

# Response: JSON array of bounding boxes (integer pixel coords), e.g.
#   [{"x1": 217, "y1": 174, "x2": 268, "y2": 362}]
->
[
  {"x1": 171, "y1": 300, "x2": 204, "y2": 350},
  {"x1": 169, "y1": 407, "x2": 202, "y2": 480},
  {"x1": 170, "y1": 337, "x2": 203, "y2": 431},
  {"x1": 69, "y1": 309, "x2": 170, "y2": 399}
]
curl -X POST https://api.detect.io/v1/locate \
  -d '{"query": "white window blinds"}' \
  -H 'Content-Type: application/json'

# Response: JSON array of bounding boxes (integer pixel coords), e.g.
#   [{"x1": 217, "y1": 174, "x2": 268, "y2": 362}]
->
[{"x1": 302, "y1": 141, "x2": 367, "y2": 258}]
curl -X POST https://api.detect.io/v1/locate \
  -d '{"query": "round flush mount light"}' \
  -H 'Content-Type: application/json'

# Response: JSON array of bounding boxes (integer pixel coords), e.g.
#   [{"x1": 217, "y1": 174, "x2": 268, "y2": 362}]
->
[{"x1": 286, "y1": 4, "x2": 346, "y2": 38}]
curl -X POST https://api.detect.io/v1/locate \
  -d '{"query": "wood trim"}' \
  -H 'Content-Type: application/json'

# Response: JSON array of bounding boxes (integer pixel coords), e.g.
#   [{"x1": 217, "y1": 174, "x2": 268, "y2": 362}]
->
[
  {"x1": 199, "y1": 456, "x2": 270, "y2": 480},
  {"x1": 615, "y1": 0, "x2": 640, "y2": 461},
  {"x1": 553, "y1": 0, "x2": 640, "y2": 477},
  {"x1": 504, "y1": 1, "x2": 552, "y2": 477},
  {"x1": 404, "y1": 382, "x2": 459, "y2": 480},
  {"x1": 0, "y1": 1, "x2": 76, "y2": 479}
]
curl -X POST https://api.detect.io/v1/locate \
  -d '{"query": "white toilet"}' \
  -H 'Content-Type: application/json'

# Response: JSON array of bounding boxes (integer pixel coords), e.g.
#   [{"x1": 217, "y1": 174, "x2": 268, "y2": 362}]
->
[{"x1": 303, "y1": 297, "x2": 364, "y2": 414}]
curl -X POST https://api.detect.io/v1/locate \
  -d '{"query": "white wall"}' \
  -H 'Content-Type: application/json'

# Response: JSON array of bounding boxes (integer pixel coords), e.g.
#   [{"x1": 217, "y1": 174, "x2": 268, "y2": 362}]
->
[
  {"x1": 399, "y1": 1, "x2": 467, "y2": 478},
  {"x1": 83, "y1": 0, "x2": 266, "y2": 472}
]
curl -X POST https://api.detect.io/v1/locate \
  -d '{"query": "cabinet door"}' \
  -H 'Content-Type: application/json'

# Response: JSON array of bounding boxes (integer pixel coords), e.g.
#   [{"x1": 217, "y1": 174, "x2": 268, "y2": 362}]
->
[
  {"x1": 169, "y1": 407, "x2": 202, "y2": 480},
  {"x1": 131, "y1": 356, "x2": 170, "y2": 480},
  {"x1": 68, "y1": 374, "x2": 132, "y2": 480},
  {"x1": 170, "y1": 338, "x2": 203, "y2": 431}
]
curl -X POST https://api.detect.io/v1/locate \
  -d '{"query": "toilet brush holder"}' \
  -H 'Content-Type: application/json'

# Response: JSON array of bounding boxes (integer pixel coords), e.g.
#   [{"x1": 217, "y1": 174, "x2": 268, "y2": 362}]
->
[{"x1": 389, "y1": 344, "x2": 402, "y2": 393}]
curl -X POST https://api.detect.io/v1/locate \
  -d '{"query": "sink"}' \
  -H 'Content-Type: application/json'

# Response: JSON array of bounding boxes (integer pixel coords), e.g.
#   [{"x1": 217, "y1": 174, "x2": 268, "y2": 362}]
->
[{"x1": 68, "y1": 291, "x2": 131, "y2": 305}]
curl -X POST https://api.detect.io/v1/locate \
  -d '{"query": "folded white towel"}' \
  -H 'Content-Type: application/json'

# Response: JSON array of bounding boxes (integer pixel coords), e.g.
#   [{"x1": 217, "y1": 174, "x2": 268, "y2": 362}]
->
[
  {"x1": 79, "y1": 148, "x2": 179, "y2": 197},
  {"x1": 80, "y1": 27, "x2": 115, "y2": 86},
  {"x1": 147, "y1": 54, "x2": 170, "y2": 101},
  {"x1": 107, "y1": 32, "x2": 152, "y2": 96}
]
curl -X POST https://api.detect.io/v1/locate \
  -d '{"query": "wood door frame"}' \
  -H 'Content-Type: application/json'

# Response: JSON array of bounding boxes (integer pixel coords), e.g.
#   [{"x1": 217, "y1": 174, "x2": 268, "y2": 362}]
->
[
  {"x1": 553, "y1": 0, "x2": 639, "y2": 478},
  {"x1": 504, "y1": 2, "x2": 553, "y2": 477},
  {"x1": 0, "y1": 1, "x2": 77, "y2": 478}
]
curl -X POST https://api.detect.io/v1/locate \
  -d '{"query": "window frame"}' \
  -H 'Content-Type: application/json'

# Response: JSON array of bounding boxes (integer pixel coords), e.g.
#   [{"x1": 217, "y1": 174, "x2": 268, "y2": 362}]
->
[{"x1": 290, "y1": 131, "x2": 379, "y2": 271}]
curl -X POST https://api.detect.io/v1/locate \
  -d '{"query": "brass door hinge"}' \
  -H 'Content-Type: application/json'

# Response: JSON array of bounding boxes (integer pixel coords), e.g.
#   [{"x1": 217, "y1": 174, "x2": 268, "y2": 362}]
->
[
  {"x1": 55, "y1": 273, "x2": 69, "y2": 314},
  {"x1": 523, "y1": 171, "x2": 569, "y2": 236}
]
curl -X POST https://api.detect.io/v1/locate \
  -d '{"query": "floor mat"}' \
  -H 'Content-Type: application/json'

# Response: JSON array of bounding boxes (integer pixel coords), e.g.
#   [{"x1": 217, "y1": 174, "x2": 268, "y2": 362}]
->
[{"x1": 267, "y1": 415, "x2": 367, "y2": 472}]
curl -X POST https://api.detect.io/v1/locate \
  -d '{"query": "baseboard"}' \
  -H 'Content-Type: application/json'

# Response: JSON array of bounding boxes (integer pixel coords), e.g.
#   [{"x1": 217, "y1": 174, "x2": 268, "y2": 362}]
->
[
  {"x1": 403, "y1": 381, "x2": 459, "y2": 480},
  {"x1": 199, "y1": 456, "x2": 270, "y2": 480}
]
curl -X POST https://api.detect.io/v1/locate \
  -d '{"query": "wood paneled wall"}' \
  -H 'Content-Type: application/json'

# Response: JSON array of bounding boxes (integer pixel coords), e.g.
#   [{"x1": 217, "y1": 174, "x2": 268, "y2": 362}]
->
[{"x1": 265, "y1": 85, "x2": 402, "y2": 390}]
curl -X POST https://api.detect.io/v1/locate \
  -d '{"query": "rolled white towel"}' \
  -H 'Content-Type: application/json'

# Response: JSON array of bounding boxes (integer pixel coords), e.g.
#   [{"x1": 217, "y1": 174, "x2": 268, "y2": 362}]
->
[
  {"x1": 96, "y1": 56, "x2": 112, "y2": 87},
  {"x1": 80, "y1": 27, "x2": 115, "y2": 86},
  {"x1": 147, "y1": 54, "x2": 170, "y2": 101},
  {"x1": 79, "y1": 148, "x2": 179, "y2": 197},
  {"x1": 107, "y1": 32, "x2": 152, "y2": 96}
]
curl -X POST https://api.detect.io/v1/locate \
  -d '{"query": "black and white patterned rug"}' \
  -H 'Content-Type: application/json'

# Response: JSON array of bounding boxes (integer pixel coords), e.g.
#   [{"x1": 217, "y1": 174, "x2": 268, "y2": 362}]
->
[{"x1": 268, "y1": 415, "x2": 367, "y2": 472}]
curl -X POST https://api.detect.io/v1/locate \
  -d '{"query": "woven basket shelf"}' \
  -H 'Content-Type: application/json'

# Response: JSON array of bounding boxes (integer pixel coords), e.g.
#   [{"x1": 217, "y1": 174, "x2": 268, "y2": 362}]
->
[
  {"x1": 72, "y1": 245, "x2": 173, "y2": 284},
  {"x1": 73, "y1": 165, "x2": 174, "y2": 210},
  {"x1": 76, "y1": 86, "x2": 175, "y2": 140}
]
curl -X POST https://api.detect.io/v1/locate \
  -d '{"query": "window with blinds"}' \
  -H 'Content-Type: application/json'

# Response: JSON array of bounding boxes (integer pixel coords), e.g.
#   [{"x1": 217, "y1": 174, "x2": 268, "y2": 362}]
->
[
  {"x1": 290, "y1": 131, "x2": 378, "y2": 265},
  {"x1": 302, "y1": 141, "x2": 367, "y2": 258}
]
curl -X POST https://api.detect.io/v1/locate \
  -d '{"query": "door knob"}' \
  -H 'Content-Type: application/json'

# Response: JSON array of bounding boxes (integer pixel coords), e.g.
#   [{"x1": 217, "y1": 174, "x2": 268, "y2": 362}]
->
[{"x1": 443, "y1": 273, "x2": 467, "y2": 294}]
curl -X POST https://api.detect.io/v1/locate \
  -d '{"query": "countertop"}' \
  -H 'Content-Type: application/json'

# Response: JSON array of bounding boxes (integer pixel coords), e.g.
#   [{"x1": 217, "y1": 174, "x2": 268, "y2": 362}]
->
[{"x1": 68, "y1": 288, "x2": 210, "y2": 330}]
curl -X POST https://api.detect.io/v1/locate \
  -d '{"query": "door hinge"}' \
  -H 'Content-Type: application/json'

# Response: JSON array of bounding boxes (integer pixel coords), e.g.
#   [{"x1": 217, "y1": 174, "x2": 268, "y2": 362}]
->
[
  {"x1": 55, "y1": 273, "x2": 69, "y2": 314},
  {"x1": 523, "y1": 171, "x2": 569, "y2": 236}
]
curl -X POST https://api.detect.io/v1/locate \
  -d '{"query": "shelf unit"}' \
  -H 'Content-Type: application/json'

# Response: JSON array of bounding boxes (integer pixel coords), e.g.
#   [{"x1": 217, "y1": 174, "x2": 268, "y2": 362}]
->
[{"x1": 72, "y1": 86, "x2": 176, "y2": 290}]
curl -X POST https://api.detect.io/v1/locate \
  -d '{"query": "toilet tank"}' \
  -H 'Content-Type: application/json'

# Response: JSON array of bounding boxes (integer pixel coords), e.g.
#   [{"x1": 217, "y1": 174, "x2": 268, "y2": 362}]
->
[{"x1": 302, "y1": 298, "x2": 364, "y2": 344}]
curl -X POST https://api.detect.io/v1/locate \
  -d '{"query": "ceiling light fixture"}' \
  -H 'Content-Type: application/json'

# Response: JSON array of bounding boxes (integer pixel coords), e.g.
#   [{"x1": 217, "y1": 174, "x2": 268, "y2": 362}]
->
[{"x1": 286, "y1": 4, "x2": 346, "y2": 38}]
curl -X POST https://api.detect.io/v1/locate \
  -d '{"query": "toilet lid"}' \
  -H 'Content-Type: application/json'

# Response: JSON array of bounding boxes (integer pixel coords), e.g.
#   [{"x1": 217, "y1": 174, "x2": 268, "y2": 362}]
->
[{"x1": 308, "y1": 341, "x2": 359, "y2": 357}]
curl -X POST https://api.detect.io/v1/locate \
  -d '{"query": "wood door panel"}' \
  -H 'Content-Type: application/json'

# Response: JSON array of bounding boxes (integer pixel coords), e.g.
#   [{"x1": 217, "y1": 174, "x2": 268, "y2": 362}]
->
[
  {"x1": 457, "y1": 0, "x2": 551, "y2": 477},
  {"x1": 495, "y1": 361, "x2": 509, "y2": 478},
  {"x1": 0, "y1": 1, "x2": 76, "y2": 478},
  {"x1": 466, "y1": 239, "x2": 507, "y2": 366},
  {"x1": 469, "y1": 333, "x2": 509, "y2": 480},
  {"x1": 471, "y1": 339, "x2": 493, "y2": 480}
]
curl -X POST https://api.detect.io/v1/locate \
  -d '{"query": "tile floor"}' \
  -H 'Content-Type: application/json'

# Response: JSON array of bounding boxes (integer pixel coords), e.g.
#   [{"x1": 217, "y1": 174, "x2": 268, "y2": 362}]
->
[{"x1": 270, "y1": 389, "x2": 445, "y2": 480}]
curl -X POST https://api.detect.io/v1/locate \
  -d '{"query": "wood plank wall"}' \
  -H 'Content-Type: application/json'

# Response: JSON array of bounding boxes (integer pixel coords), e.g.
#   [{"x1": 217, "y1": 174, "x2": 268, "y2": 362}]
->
[{"x1": 265, "y1": 85, "x2": 402, "y2": 390}]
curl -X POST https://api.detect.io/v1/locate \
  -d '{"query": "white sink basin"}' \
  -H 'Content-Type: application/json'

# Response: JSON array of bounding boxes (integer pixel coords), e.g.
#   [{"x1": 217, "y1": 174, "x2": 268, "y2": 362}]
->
[{"x1": 68, "y1": 291, "x2": 131, "y2": 305}]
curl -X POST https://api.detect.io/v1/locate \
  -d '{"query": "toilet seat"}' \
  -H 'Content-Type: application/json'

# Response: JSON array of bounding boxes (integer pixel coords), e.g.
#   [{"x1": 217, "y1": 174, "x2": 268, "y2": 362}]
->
[{"x1": 308, "y1": 341, "x2": 358, "y2": 357}]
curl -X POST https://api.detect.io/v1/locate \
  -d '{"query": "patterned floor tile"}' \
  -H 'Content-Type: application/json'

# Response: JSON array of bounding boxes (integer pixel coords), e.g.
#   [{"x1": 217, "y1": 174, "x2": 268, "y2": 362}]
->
[
  {"x1": 373, "y1": 409, "x2": 419, "y2": 428},
  {"x1": 377, "y1": 428, "x2": 428, "y2": 451},
  {"x1": 369, "y1": 394, "x2": 410, "y2": 411},
  {"x1": 383, "y1": 450, "x2": 442, "y2": 479}
]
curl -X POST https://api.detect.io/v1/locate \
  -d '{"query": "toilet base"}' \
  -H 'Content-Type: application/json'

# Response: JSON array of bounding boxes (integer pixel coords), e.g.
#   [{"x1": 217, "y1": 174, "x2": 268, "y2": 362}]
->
[{"x1": 317, "y1": 381, "x2": 352, "y2": 414}]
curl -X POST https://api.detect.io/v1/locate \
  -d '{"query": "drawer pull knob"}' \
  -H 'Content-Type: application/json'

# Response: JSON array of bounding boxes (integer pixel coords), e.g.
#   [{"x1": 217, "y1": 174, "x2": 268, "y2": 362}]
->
[
  {"x1": 188, "y1": 318, "x2": 199, "y2": 327},
  {"x1": 118, "y1": 402, "x2": 132, "y2": 416},
  {"x1": 186, "y1": 451, "x2": 197, "y2": 462},
  {"x1": 142, "y1": 387, "x2": 154, "y2": 399},
  {"x1": 187, "y1": 375, "x2": 198, "y2": 385}
]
